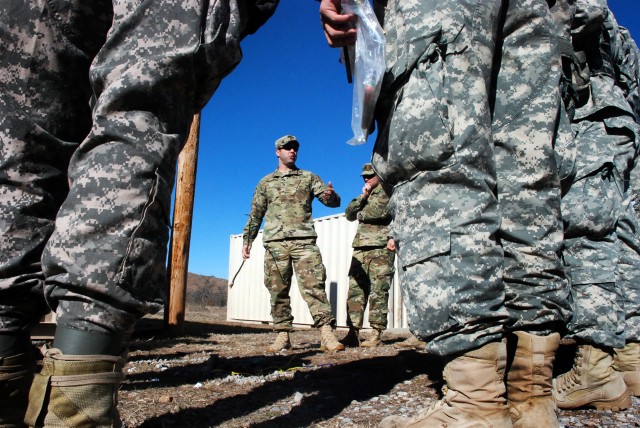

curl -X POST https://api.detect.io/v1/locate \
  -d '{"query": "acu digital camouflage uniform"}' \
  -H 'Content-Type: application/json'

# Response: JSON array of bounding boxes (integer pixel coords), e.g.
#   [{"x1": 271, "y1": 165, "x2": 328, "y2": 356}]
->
[
  {"x1": 371, "y1": 0, "x2": 569, "y2": 357},
  {"x1": 368, "y1": 0, "x2": 571, "y2": 425},
  {"x1": 550, "y1": 1, "x2": 640, "y2": 410},
  {"x1": 344, "y1": 165, "x2": 394, "y2": 332},
  {"x1": 0, "y1": 0, "x2": 277, "y2": 425},
  {"x1": 558, "y1": 0, "x2": 640, "y2": 350},
  {"x1": 243, "y1": 167, "x2": 340, "y2": 331},
  {"x1": 616, "y1": 26, "x2": 640, "y2": 348},
  {"x1": 0, "y1": 0, "x2": 278, "y2": 343}
]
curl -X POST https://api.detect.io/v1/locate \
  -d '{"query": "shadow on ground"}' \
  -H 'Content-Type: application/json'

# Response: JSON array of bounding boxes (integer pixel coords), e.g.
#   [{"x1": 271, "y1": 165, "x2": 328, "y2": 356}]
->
[{"x1": 135, "y1": 350, "x2": 442, "y2": 428}]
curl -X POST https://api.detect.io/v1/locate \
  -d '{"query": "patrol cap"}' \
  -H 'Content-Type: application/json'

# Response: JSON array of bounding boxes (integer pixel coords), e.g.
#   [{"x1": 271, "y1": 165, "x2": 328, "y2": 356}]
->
[
  {"x1": 360, "y1": 163, "x2": 376, "y2": 177},
  {"x1": 275, "y1": 135, "x2": 300, "y2": 150}
]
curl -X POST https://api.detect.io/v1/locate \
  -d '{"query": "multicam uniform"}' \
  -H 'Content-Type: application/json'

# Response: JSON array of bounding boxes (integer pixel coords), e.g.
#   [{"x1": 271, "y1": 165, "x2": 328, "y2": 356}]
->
[
  {"x1": 242, "y1": 169, "x2": 340, "y2": 331},
  {"x1": 0, "y1": 0, "x2": 277, "y2": 342},
  {"x1": 344, "y1": 185, "x2": 394, "y2": 332},
  {"x1": 371, "y1": 0, "x2": 570, "y2": 356}
]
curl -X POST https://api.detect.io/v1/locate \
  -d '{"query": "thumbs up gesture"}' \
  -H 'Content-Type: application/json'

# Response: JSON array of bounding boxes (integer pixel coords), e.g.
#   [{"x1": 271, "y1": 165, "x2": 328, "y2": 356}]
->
[{"x1": 323, "y1": 181, "x2": 337, "y2": 202}]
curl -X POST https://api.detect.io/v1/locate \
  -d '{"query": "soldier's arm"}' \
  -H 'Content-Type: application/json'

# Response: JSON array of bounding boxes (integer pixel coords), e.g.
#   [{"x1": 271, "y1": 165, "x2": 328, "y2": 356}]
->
[
  {"x1": 242, "y1": 180, "x2": 268, "y2": 246},
  {"x1": 344, "y1": 196, "x2": 366, "y2": 221},
  {"x1": 358, "y1": 189, "x2": 390, "y2": 222},
  {"x1": 572, "y1": 0, "x2": 607, "y2": 39},
  {"x1": 312, "y1": 174, "x2": 341, "y2": 207},
  {"x1": 616, "y1": 26, "x2": 640, "y2": 120}
]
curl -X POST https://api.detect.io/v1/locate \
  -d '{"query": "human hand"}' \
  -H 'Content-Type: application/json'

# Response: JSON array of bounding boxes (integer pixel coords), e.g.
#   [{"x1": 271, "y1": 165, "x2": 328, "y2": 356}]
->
[
  {"x1": 319, "y1": 0, "x2": 357, "y2": 47},
  {"x1": 386, "y1": 238, "x2": 396, "y2": 252},
  {"x1": 242, "y1": 244, "x2": 252, "y2": 260},
  {"x1": 323, "y1": 182, "x2": 337, "y2": 202},
  {"x1": 362, "y1": 183, "x2": 372, "y2": 198}
]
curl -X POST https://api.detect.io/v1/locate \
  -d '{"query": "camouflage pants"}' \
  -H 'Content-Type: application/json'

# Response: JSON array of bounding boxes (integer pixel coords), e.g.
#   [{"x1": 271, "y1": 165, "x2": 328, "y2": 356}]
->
[
  {"x1": 617, "y1": 199, "x2": 640, "y2": 343},
  {"x1": 346, "y1": 247, "x2": 395, "y2": 331},
  {"x1": 372, "y1": 0, "x2": 567, "y2": 356},
  {"x1": 493, "y1": 0, "x2": 570, "y2": 334},
  {"x1": 263, "y1": 239, "x2": 335, "y2": 331},
  {"x1": 617, "y1": 141, "x2": 640, "y2": 344},
  {"x1": 563, "y1": 169, "x2": 626, "y2": 348},
  {"x1": 563, "y1": 113, "x2": 638, "y2": 348},
  {"x1": 0, "y1": 0, "x2": 254, "y2": 337}
]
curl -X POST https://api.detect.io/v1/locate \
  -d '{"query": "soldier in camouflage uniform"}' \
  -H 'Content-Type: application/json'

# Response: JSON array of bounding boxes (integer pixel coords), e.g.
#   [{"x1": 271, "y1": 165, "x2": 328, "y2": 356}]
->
[
  {"x1": 340, "y1": 163, "x2": 394, "y2": 348},
  {"x1": 614, "y1": 24, "x2": 640, "y2": 398},
  {"x1": 0, "y1": 1, "x2": 278, "y2": 426},
  {"x1": 242, "y1": 135, "x2": 345, "y2": 353},
  {"x1": 321, "y1": 0, "x2": 571, "y2": 426},
  {"x1": 552, "y1": 1, "x2": 640, "y2": 411}
]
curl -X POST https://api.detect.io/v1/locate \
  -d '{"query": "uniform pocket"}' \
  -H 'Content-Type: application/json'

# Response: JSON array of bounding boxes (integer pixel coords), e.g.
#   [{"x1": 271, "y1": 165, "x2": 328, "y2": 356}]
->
[
  {"x1": 397, "y1": 227, "x2": 451, "y2": 269},
  {"x1": 393, "y1": 188, "x2": 452, "y2": 269},
  {"x1": 374, "y1": 32, "x2": 458, "y2": 185},
  {"x1": 116, "y1": 169, "x2": 171, "y2": 305},
  {"x1": 563, "y1": 167, "x2": 622, "y2": 238}
]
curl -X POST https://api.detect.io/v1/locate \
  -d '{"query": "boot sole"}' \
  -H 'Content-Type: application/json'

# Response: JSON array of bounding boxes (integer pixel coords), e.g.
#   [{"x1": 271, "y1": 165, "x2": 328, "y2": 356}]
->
[
  {"x1": 561, "y1": 388, "x2": 632, "y2": 411},
  {"x1": 267, "y1": 345, "x2": 292, "y2": 353},
  {"x1": 592, "y1": 388, "x2": 632, "y2": 411},
  {"x1": 320, "y1": 345, "x2": 345, "y2": 353}
]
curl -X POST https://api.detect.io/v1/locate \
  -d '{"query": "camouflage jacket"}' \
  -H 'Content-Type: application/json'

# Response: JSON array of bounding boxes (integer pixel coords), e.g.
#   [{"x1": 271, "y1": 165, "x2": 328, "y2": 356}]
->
[
  {"x1": 345, "y1": 185, "x2": 391, "y2": 248},
  {"x1": 571, "y1": 2, "x2": 636, "y2": 121},
  {"x1": 243, "y1": 168, "x2": 340, "y2": 244},
  {"x1": 567, "y1": 3, "x2": 639, "y2": 177},
  {"x1": 617, "y1": 26, "x2": 640, "y2": 121}
]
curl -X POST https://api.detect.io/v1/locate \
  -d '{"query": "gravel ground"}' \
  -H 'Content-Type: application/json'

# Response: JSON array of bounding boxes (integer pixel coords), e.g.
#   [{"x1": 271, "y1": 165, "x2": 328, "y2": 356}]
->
[{"x1": 117, "y1": 308, "x2": 640, "y2": 427}]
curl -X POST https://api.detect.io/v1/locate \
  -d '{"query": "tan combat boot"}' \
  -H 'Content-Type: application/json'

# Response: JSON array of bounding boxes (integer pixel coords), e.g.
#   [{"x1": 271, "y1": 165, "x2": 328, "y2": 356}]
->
[
  {"x1": 506, "y1": 331, "x2": 560, "y2": 428},
  {"x1": 553, "y1": 344, "x2": 631, "y2": 410},
  {"x1": 320, "y1": 324, "x2": 345, "y2": 353},
  {"x1": 361, "y1": 328, "x2": 382, "y2": 348},
  {"x1": 0, "y1": 351, "x2": 37, "y2": 427},
  {"x1": 340, "y1": 327, "x2": 360, "y2": 348},
  {"x1": 267, "y1": 332, "x2": 291, "y2": 353},
  {"x1": 613, "y1": 341, "x2": 640, "y2": 396},
  {"x1": 24, "y1": 348, "x2": 126, "y2": 428},
  {"x1": 393, "y1": 334, "x2": 427, "y2": 350},
  {"x1": 379, "y1": 341, "x2": 513, "y2": 428}
]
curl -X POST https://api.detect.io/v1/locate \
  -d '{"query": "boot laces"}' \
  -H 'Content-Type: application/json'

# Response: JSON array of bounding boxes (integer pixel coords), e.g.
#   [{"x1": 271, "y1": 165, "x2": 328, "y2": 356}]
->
[{"x1": 557, "y1": 349, "x2": 584, "y2": 391}]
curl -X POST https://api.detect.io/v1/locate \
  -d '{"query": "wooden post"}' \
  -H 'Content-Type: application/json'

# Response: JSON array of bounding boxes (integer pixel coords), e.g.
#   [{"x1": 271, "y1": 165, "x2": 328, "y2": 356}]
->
[{"x1": 165, "y1": 113, "x2": 200, "y2": 334}]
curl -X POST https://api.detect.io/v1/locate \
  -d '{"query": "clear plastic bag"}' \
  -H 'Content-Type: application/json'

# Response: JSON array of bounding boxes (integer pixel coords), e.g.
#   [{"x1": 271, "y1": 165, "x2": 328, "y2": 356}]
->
[{"x1": 341, "y1": 0, "x2": 385, "y2": 146}]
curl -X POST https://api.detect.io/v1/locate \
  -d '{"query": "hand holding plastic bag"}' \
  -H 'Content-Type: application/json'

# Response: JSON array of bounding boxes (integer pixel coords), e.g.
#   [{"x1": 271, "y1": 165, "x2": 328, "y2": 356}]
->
[{"x1": 341, "y1": 0, "x2": 385, "y2": 146}]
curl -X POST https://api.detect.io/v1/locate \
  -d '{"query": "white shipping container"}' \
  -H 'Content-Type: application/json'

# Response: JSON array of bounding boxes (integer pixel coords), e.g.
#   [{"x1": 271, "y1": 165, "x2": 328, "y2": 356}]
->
[{"x1": 227, "y1": 213, "x2": 408, "y2": 330}]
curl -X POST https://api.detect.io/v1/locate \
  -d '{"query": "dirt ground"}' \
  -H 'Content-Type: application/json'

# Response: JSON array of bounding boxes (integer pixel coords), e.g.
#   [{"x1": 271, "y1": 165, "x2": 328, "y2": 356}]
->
[{"x1": 117, "y1": 307, "x2": 640, "y2": 428}]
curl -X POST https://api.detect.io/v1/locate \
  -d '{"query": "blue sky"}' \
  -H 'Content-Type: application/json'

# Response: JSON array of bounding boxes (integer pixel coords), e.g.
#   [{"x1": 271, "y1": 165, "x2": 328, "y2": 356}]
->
[{"x1": 187, "y1": 0, "x2": 640, "y2": 279}]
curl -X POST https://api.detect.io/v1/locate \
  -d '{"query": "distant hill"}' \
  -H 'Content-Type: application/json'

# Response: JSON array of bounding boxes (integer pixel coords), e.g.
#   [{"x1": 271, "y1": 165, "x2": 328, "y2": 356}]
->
[{"x1": 186, "y1": 272, "x2": 228, "y2": 308}]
